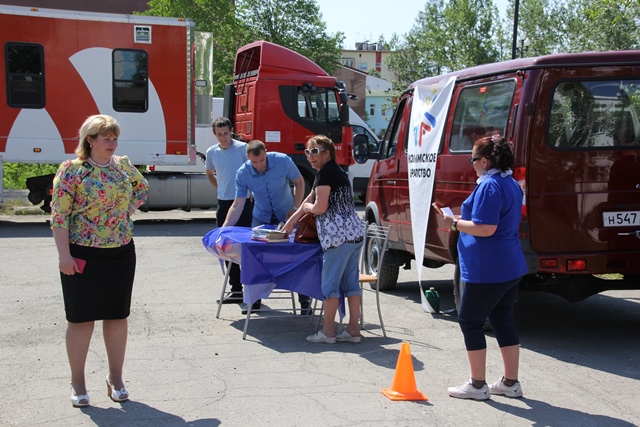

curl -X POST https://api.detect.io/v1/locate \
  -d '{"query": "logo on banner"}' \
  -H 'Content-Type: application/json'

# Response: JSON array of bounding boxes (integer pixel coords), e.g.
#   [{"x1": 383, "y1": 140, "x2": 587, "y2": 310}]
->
[
  {"x1": 414, "y1": 98, "x2": 438, "y2": 147},
  {"x1": 418, "y1": 111, "x2": 437, "y2": 147}
]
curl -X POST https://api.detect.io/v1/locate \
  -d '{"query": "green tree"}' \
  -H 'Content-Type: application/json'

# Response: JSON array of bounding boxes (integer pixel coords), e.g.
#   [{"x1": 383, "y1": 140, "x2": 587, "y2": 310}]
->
[
  {"x1": 144, "y1": 0, "x2": 344, "y2": 94},
  {"x1": 387, "y1": 0, "x2": 500, "y2": 88},
  {"x1": 585, "y1": 0, "x2": 640, "y2": 21},
  {"x1": 557, "y1": 0, "x2": 640, "y2": 52},
  {"x1": 441, "y1": 0, "x2": 499, "y2": 70},
  {"x1": 385, "y1": 0, "x2": 448, "y2": 89},
  {"x1": 236, "y1": 0, "x2": 344, "y2": 74},
  {"x1": 505, "y1": 0, "x2": 563, "y2": 58},
  {"x1": 144, "y1": 0, "x2": 247, "y2": 96},
  {"x1": 368, "y1": 68, "x2": 381, "y2": 78}
]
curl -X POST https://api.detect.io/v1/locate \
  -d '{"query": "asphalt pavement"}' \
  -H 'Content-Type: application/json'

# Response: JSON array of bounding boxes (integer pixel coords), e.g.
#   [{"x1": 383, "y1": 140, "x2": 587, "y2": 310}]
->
[{"x1": 1, "y1": 205, "x2": 639, "y2": 427}]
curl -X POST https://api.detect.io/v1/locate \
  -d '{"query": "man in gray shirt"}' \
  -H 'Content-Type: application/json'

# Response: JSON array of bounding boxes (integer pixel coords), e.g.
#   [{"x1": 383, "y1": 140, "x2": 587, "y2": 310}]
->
[{"x1": 205, "y1": 117, "x2": 253, "y2": 304}]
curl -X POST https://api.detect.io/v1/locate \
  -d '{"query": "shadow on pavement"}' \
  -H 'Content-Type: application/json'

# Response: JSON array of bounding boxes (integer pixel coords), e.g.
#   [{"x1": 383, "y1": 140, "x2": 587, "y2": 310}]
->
[
  {"x1": 383, "y1": 278, "x2": 640, "y2": 382},
  {"x1": 134, "y1": 218, "x2": 216, "y2": 238},
  {"x1": 488, "y1": 397, "x2": 634, "y2": 427},
  {"x1": 220, "y1": 313, "x2": 437, "y2": 377},
  {"x1": 0, "y1": 217, "x2": 218, "y2": 238},
  {"x1": 79, "y1": 401, "x2": 220, "y2": 426},
  {"x1": 0, "y1": 219, "x2": 53, "y2": 238}
]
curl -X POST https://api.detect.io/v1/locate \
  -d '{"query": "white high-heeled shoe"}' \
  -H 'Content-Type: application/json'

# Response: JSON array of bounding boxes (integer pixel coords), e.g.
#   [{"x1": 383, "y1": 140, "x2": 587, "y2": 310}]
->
[
  {"x1": 106, "y1": 376, "x2": 129, "y2": 402},
  {"x1": 70, "y1": 384, "x2": 90, "y2": 407}
]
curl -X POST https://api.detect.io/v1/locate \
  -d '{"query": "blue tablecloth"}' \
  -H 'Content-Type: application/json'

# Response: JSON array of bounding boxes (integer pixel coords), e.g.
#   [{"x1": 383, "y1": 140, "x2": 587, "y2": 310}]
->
[{"x1": 203, "y1": 227, "x2": 324, "y2": 305}]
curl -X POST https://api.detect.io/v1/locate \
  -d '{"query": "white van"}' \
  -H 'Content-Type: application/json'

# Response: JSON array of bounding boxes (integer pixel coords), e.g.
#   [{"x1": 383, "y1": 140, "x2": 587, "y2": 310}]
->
[{"x1": 348, "y1": 108, "x2": 380, "y2": 199}]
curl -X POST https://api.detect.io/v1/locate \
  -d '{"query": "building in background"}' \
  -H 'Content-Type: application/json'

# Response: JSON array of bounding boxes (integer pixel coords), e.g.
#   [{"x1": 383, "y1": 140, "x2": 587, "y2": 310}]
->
[
  {"x1": 335, "y1": 41, "x2": 397, "y2": 135},
  {"x1": 332, "y1": 66, "x2": 367, "y2": 118},
  {"x1": 332, "y1": 63, "x2": 395, "y2": 137},
  {"x1": 364, "y1": 76, "x2": 394, "y2": 137},
  {"x1": 339, "y1": 41, "x2": 396, "y2": 82}
]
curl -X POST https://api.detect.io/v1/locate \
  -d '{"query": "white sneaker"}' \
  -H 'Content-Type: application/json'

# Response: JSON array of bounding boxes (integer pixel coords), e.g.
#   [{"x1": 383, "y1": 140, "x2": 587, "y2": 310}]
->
[
  {"x1": 488, "y1": 379, "x2": 523, "y2": 398},
  {"x1": 336, "y1": 330, "x2": 362, "y2": 343},
  {"x1": 447, "y1": 378, "x2": 490, "y2": 400},
  {"x1": 306, "y1": 330, "x2": 336, "y2": 344}
]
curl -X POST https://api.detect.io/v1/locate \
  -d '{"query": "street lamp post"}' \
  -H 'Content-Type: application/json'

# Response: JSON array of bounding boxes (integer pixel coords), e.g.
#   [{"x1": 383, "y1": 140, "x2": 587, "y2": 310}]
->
[
  {"x1": 518, "y1": 32, "x2": 530, "y2": 58},
  {"x1": 511, "y1": 0, "x2": 520, "y2": 59}
]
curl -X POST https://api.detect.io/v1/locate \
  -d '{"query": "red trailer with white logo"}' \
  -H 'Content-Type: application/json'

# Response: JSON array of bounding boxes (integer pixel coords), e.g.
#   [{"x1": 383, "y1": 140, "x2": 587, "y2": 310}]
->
[
  {"x1": 0, "y1": 5, "x2": 222, "y2": 211},
  {"x1": 1, "y1": 6, "x2": 355, "y2": 211}
]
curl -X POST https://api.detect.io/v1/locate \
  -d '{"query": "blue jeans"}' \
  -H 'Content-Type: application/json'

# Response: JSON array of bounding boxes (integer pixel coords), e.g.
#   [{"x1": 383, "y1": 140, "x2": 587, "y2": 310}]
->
[
  {"x1": 458, "y1": 276, "x2": 522, "y2": 351},
  {"x1": 321, "y1": 241, "x2": 363, "y2": 300}
]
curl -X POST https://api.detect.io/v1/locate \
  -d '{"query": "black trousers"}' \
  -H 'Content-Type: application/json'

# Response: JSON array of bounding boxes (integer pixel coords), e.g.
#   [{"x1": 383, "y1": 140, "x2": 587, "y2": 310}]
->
[{"x1": 216, "y1": 199, "x2": 253, "y2": 292}]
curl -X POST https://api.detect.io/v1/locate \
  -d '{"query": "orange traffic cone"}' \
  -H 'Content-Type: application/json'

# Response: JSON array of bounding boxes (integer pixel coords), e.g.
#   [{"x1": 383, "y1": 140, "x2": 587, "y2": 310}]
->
[{"x1": 381, "y1": 342, "x2": 428, "y2": 401}]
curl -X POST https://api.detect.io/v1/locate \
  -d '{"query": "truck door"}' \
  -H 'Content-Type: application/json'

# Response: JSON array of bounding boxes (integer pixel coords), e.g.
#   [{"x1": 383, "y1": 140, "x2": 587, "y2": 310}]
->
[
  {"x1": 368, "y1": 96, "x2": 411, "y2": 243},
  {"x1": 528, "y1": 70, "x2": 640, "y2": 271}
]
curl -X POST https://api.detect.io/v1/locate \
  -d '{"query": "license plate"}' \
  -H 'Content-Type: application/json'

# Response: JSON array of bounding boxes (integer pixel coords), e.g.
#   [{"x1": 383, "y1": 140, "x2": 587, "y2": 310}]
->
[{"x1": 602, "y1": 211, "x2": 640, "y2": 227}]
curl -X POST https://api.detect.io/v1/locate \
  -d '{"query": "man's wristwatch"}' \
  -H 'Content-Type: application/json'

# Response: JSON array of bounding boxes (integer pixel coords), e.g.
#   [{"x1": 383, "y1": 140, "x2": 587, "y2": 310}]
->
[{"x1": 450, "y1": 219, "x2": 459, "y2": 231}]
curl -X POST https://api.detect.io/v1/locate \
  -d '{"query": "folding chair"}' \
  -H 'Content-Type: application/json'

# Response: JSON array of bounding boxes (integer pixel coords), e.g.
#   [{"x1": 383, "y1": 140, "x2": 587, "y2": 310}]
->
[
  {"x1": 215, "y1": 259, "x2": 235, "y2": 319},
  {"x1": 214, "y1": 258, "x2": 307, "y2": 339},
  {"x1": 358, "y1": 223, "x2": 392, "y2": 337}
]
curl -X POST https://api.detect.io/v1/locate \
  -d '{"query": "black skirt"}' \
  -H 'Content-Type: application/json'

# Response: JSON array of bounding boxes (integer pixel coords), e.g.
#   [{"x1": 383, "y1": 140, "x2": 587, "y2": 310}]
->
[{"x1": 61, "y1": 240, "x2": 136, "y2": 323}]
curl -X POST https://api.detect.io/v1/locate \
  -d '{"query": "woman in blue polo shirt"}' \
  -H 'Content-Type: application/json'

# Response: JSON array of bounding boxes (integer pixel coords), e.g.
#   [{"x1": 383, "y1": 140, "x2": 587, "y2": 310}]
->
[{"x1": 442, "y1": 133, "x2": 527, "y2": 400}]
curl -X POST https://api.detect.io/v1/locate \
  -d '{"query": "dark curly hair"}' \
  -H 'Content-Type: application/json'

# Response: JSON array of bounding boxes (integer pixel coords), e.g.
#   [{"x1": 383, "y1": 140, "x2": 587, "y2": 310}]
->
[{"x1": 474, "y1": 133, "x2": 515, "y2": 172}]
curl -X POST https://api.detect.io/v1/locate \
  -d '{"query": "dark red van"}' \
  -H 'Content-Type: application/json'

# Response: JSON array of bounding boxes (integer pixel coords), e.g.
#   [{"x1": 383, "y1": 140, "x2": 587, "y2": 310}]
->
[{"x1": 357, "y1": 50, "x2": 640, "y2": 307}]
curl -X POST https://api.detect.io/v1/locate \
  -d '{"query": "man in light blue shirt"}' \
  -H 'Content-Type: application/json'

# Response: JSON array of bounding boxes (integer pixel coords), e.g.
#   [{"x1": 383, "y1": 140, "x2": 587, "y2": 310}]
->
[
  {"x1": 223, "y1": 140, "x2": 305, "y2": 227},
  {"x1": 205, "y1": 117, "x2": 253, "y2": 304},
  {"x1": 223, "y1": 140, "x2": 309, "y2": 313}
]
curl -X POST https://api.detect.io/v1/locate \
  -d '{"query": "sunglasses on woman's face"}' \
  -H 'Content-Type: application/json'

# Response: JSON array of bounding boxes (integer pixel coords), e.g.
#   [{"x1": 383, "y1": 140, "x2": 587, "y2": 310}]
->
[{"x1": 304, "y1": 147, "x2": 325, "y2": 156}]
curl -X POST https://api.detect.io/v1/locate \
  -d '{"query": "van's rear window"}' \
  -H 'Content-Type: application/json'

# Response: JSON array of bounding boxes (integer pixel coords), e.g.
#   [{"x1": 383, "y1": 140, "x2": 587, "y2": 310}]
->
[
  {"x1": 450, "y1": 80, "x2": 515, "y2": 152},
  {"x1": 549, "y1": 80, "x2": 640, "y2": 149}
]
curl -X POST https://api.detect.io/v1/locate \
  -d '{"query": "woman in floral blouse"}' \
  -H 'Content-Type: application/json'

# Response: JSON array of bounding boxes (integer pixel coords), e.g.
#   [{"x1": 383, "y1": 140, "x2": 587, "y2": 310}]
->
[
  {"x1": 283, "y1": 135, "x2": 365, "y2": 344},
  {"x1": 51, "y1": 115, "x2": 148, "y2": 407}
]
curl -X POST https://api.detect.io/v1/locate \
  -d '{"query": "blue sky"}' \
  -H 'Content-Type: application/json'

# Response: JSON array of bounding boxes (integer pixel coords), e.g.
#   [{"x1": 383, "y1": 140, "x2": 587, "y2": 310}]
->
[{"x1": 317, "y1": 0, "x2": 510, "y2": 49}]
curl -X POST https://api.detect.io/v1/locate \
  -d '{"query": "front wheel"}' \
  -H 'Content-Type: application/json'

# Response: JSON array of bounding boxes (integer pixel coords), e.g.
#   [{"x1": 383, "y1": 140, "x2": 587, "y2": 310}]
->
[{"x1": 363, "y1": 224, "x2": 399, "y2": 291}]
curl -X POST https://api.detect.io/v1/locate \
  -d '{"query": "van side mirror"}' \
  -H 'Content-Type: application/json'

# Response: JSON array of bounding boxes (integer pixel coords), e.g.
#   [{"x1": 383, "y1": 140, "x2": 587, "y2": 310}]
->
[{"x1": 353, "y1": 134, "x2": 369, "y2": 164}]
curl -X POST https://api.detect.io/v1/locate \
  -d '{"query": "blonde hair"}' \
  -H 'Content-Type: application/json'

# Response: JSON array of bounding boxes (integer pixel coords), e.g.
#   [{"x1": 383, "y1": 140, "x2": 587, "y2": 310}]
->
[{"x1": 75, "y1": 115, "x2": 121, "y2": 159}]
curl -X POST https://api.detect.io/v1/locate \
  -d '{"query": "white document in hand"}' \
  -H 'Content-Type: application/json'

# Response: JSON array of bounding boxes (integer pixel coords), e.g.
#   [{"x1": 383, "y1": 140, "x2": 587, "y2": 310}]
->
[{"x1": 441, "y1": 207, "x2": 455, "y2": 217}]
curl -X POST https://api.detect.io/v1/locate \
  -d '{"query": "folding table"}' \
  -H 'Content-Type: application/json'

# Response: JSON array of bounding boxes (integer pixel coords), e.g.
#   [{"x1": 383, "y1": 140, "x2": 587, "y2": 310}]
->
[{"x1": 203, "y1": 226, "x2": 323, "y2": 338}]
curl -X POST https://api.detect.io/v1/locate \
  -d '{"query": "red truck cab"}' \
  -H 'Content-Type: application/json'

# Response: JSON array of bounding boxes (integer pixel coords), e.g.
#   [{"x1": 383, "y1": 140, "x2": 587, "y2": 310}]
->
[
  {"x1": 225, "y1": 41, "x2": 353, "y2": 191},
  {"x1": 360, "y1": 50, "x2": 640, "y2": 305}
]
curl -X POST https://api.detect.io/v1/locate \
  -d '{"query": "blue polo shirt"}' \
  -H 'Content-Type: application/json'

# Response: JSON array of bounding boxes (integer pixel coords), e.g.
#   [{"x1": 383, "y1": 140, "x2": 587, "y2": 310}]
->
[
  {"x1": 235, "y1": 152, "x2": 301, "y2": 224},
  {"x1": 458, "y1": 173, "x2": 527, "y2": 284}
]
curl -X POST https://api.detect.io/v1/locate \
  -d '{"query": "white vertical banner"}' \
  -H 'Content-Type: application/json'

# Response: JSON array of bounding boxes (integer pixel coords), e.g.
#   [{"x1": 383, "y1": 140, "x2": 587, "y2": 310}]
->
[{"x1": 407, "y1": 77, "x2": 456, "y2": 312}]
